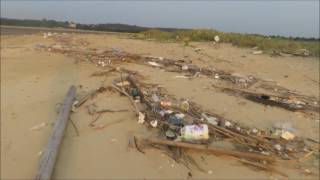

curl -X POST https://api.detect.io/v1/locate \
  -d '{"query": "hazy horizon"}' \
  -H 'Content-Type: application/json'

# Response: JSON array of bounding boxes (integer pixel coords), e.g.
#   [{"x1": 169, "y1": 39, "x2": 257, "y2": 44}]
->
[{"x1": 1, "y1": 1, "x2": 319, "y2": 38}]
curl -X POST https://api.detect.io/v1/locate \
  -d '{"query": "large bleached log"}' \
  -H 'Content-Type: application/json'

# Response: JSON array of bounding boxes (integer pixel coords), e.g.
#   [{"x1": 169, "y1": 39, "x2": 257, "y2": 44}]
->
[{"x1": 35, "y1": 86, "x2": 76, "y2": 180}]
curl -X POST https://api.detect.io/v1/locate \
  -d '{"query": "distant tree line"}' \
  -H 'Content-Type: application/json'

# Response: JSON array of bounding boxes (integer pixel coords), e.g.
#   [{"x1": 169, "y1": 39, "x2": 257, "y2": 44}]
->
[
  {"x1": 268, "y1": 35, "x2": 319, "y2": 42},
  {"x1": 1, "y1": 18, "x2": 319, "y2": 41},
  {"x1": 1, "y1": 18, "x2": 70, "y2": 28},
  {"x1": 76, "y1": 23, "x2": 148, "y2": 33},
  {"x1": 0, "y1": 18, "x2": 186, "y2": 33}
]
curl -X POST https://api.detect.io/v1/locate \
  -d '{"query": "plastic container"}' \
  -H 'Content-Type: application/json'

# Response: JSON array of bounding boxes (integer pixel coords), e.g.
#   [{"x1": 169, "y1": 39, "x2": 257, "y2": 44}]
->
[
  {"x1": 180, "y1": 124, "x2": 209, "y2": 141},
  {"x1": 168, "y1": 115, "x2": 184, "y2": 126}
]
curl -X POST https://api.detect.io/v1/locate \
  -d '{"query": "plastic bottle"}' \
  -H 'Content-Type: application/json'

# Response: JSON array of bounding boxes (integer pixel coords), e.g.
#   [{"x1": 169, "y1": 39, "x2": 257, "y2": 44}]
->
[{"x1": 180, "y1": 124, "x2": 209, "y2": 141}]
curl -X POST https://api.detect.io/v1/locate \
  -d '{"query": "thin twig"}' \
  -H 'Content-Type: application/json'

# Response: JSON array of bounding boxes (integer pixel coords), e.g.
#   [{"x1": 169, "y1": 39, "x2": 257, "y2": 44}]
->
[
  {"x1": 69, "y1": 118, "x2": 79, "y2": 136},
  {"x1": 91, "y1": 119, "x2": 125, "y2": 130},
  {"x1": 239, "y1": 159, "x2": 288, "y2": 177},
  {"x1": 119, "y1": 71, "x2": 126, "y2": 92},
  {"x1": 89, "y1": 113, "x2": 102, "y2": 127},
  {"x1": 96, "y1": 109, "x2": 128, "y2": 113},
  {"x1": 304, "y1": 75, "x2": 319, "y2": 84},
  {"x1": 134, "y1": 136, "x2": 145, "y2": 154},
  {"x1": 111, "y1": 84, "x2": 139, "y2": 116}
]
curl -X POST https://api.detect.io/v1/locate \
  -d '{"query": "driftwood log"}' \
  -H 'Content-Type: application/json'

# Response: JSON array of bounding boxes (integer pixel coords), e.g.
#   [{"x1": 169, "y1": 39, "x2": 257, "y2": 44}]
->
[{"x1": 35, "y1": 86, "x2": 77, "y2": 180}]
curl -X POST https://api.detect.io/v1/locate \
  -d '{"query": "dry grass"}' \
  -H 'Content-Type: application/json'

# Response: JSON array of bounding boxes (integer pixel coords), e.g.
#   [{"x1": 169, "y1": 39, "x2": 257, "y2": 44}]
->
[{"x1": 135, "y1": 29, "x2": 320, "y2": 57}]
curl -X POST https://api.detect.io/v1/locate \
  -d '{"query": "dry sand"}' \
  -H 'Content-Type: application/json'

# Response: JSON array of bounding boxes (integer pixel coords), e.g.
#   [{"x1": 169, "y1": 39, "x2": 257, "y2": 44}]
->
[{"x1": 1, "y1": 27, "x2": 319, "y2": 179}]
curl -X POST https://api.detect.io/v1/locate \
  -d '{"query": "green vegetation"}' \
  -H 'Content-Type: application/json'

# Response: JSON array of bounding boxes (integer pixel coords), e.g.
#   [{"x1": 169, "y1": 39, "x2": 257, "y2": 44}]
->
[{"x1": 137, "y1": 29, "x2": 320, "y2": 57}]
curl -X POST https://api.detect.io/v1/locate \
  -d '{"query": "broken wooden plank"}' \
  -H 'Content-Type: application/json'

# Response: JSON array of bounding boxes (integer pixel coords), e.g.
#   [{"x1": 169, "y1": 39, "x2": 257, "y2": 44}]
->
[
  {"x1": 145, "y1": 138, "x2": 276, "y2": 163},
  {"x1": 35, "y1": 86, "x2": 77, "y2": 180}
]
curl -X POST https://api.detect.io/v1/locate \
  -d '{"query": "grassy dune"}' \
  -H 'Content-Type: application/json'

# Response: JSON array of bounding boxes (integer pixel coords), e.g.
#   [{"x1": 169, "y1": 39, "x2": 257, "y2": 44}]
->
[{"x1": 135, "y1": 29, "x2": 320, "y2": 57}]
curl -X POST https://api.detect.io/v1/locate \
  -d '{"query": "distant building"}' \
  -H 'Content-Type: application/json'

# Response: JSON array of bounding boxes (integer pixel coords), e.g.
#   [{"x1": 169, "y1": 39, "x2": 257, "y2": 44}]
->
[{"x1": 69, "y1": 22, "x2": 77, "y2": 28}]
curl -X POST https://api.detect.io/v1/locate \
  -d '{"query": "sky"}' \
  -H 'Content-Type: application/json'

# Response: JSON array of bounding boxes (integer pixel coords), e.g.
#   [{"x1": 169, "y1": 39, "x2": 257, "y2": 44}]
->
[{"x1": 1, "y1": 0, "x2": 319, "y2": 38}]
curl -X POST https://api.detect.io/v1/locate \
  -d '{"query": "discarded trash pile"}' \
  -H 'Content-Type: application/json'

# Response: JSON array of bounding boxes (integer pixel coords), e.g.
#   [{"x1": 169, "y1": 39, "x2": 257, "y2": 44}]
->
[
  {"x1": 89, "y1": 75, "x2": 318, "y2": 176},
  {"x1": 36, "y1": 42, "x2": 319, "y2": 116}
]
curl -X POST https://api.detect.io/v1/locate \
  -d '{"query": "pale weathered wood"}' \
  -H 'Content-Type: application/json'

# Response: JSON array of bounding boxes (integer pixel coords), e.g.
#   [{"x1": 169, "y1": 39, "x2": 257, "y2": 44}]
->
[{"x1": 35, "y1": 86, "x2": 77, "y2": 180}]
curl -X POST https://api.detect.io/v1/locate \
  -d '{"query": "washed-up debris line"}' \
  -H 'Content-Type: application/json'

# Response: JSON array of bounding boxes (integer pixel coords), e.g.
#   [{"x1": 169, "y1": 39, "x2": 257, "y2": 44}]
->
[
  {"x1": 104, "y1": 75, "x2": 318, "y2": 176},
  {"x1": 36, "y1": 41, "x2": 319, "y2": 115},
  {"x1": 35, "y1": 42, "x2": 259, "y2": 88},
  {"x1": 213, "y1": 85, "x2": 319, "y2": 115}
]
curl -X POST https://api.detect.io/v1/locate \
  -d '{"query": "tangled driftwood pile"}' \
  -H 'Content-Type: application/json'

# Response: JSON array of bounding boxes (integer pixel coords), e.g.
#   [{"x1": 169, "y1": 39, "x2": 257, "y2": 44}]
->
[
  {"x1": 108, "y1": 75, "x2": 317, "y2": 177},
  {"x1": 36, "y1": 40, "x2": 319, "y2": 117},
  {"x1": 69, "y1": 74, "x2": 318, "y2": 177}
]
